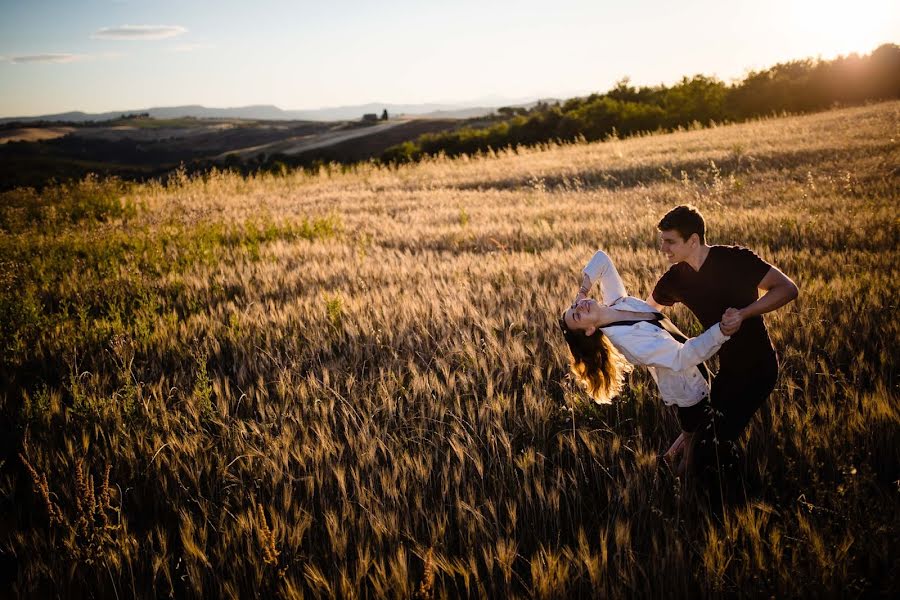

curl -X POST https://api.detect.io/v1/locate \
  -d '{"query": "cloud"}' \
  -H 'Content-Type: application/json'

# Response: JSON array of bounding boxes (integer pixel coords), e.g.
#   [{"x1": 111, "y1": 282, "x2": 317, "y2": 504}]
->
[
  {"x1": 91, "y1": 25, "x2": 188, "y2": 40},
  {"x1": 4, "y1": 53, "x2": 85, "y2": 64}
]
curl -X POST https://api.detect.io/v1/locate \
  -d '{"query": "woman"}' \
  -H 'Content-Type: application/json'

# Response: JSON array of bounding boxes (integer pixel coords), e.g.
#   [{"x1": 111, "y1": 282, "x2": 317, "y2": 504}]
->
[{"x1": 560, "y1": 249, "x2": 732, "y2": 474}]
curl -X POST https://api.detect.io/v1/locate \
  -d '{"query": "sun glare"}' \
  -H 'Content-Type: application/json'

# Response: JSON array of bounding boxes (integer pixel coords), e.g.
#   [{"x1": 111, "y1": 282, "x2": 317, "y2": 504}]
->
[{"x1": 788, "y1": 0, "x2": 899, "y2": 58}]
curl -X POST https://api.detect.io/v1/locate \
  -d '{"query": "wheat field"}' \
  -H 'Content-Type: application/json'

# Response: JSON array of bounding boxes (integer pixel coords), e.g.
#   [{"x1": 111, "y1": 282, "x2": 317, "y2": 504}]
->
[{"x1": 1, "y1": 102, "x2": 898, "y2": 598}]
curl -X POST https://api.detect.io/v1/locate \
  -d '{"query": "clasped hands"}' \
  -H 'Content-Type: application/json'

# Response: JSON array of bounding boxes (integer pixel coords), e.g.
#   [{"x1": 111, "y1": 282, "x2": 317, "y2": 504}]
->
[{"x1": 720, "y1": 307, "x2": 744, "y2": 336}]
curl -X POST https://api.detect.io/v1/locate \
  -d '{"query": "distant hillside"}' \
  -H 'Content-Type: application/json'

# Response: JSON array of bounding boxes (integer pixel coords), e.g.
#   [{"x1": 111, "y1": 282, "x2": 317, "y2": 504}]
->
[
  {"x1": 0, "y1": 115, "x2": 496, "y2": 190},
  {"x1": 0, "y1": 98, "x2": 550, "y2": 124}
]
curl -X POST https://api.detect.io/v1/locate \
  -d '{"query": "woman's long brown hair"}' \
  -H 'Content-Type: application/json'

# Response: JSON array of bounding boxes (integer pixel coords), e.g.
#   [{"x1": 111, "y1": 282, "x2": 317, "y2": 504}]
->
[{"x1": 559, "y1": 316, "x2": 631, "y2": 404}]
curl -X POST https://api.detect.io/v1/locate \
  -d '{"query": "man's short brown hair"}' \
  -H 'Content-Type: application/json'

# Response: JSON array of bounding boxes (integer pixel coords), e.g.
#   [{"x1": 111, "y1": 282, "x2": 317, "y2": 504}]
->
[{"x1": 658, "y1": 205, "x2": 706, "y2": 244}]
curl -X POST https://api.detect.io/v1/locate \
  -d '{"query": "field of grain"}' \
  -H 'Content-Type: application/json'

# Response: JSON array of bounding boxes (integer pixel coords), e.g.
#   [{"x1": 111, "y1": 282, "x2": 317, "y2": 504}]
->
[{"x1": 1, "y1": 101, "x2": 898, "y2": 598}]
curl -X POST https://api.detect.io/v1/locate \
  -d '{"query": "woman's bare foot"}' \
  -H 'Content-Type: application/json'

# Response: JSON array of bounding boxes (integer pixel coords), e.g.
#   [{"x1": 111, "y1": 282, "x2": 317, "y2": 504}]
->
[
  {"x1": 676, "y1": 433, "x2": 695, "y2": 477},
  {"x1": 663, "y1": 432, "x2": 686, "y2": 468}
]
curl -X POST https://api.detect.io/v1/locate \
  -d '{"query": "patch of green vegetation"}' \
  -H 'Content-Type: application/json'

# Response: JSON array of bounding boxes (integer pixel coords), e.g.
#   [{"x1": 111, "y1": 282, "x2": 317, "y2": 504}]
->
[
  {"x1": 0, "y1": 174, "x2": 139, "y2": 233},
  {"x1": 325, "y1": 294, "x2": 343, "y2": 328},
  {"x1": 0, "y1": 201, "x2": 342, "y2": 370},
  {"x1": 191, "y1": 347, "x2": 214, "y2": 422},
  {"x1": 20, "y1": 384, "x2": 53, "y2": 426}
]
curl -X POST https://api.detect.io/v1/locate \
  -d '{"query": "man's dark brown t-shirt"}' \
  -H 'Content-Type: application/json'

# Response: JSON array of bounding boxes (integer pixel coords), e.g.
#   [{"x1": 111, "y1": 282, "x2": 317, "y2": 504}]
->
[{"x1": 652, "y1": 245, "x2": 774, "y2": 371}]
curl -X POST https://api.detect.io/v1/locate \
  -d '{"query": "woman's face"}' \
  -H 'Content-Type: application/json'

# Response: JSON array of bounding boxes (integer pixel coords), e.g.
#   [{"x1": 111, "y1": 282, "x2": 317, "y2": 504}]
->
[{"x1": 564, "y1": 298, "x2": 601, "y2": 331}]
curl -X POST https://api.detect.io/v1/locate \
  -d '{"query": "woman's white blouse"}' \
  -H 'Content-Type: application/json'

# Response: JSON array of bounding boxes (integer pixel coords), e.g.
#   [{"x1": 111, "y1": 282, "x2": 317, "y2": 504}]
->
[{"x1": 583, "y1": 249, "x2": 730, "y2": 407}]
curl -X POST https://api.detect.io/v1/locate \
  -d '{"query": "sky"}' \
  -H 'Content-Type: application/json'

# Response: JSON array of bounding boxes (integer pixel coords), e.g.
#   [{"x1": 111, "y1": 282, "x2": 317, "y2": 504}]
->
[{"x1": 1, "y1": 0, "x2": 898, "y2": 117}]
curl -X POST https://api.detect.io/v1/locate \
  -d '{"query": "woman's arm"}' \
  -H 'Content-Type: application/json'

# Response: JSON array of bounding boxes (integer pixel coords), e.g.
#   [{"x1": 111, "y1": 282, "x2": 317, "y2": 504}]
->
[
  {"x1": 574, "y1": 272, "x2": 592, "y2": 304},
  {"x1": 613, "y1": 322, "x2": 730, "y2": 372},
  {"x1": 578, "y1": 250, "x2": 628, "y2": 306}
]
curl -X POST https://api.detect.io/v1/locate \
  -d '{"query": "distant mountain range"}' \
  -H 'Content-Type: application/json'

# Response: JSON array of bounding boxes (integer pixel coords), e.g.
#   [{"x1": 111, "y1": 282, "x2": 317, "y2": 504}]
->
[{"x1": 0, "y1": 97, "x2": 556, "y2": 124}]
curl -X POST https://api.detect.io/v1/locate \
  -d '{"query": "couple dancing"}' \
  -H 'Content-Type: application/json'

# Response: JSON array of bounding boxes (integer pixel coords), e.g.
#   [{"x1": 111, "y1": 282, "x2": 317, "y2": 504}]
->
[{"x1": 560, "y1": 205, "x2": 798, "y2": 479}]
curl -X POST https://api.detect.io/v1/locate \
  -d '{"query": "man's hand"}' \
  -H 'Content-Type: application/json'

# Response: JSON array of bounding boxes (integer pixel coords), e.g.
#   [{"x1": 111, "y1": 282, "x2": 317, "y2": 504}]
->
[{"x1": 721, "y1": 307, "x2": 744, "y2": 336}]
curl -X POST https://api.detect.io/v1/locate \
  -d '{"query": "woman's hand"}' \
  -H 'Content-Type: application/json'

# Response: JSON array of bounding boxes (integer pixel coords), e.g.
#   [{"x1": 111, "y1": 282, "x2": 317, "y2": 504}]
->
[
  {"x1": 573, "y1": 273, "x2": 592, "y2": 307},
  {"x1": 573, "y1": 291, "x2": 587, "y2": 307},
  {"x1": 721, "y1": 307, "x2": 744, "y2": 336}
]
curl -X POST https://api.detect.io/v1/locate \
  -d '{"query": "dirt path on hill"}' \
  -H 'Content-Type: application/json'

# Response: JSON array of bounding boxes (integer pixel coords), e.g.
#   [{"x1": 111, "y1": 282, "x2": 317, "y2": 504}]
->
[{"x1": 216, "y1": 120, "x2": 407, "y2": 159}]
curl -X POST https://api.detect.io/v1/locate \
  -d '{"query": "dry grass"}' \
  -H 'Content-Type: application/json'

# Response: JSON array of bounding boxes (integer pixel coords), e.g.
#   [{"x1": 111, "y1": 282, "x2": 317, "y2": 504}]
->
[{"x1": 1, "y1": 101, "x2": 898, "y2": 598}]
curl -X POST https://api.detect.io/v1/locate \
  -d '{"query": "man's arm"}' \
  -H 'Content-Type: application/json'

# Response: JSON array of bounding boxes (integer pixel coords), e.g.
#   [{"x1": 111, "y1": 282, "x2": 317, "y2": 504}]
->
[
  {"x1": 648, "y1": 267, "x2": 679, "y2": 311},
  {"x1": 645, "y1": 294, "x2": 666, "y2": 311},
  {"x1": 721, "y1": 266, "x2": 799, "y2": 334}
]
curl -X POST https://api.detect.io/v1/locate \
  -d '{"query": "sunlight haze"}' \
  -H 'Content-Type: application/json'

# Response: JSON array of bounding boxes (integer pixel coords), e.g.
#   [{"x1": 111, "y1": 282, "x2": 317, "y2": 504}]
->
[{"x1": 0, "y1": 0, "x2": 897, "y2": 117}]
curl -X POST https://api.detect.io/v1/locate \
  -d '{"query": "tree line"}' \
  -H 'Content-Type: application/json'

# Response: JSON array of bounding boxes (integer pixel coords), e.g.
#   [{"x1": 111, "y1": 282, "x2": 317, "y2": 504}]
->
[{"x1": 381, "y1": 44, "x2": 900, "y2": 163}]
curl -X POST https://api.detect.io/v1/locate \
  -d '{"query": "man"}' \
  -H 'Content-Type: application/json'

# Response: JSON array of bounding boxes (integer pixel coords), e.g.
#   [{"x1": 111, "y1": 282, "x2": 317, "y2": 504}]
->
[{"x1": 646, "y1": 205, "x2": 799, "y2": 479}]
